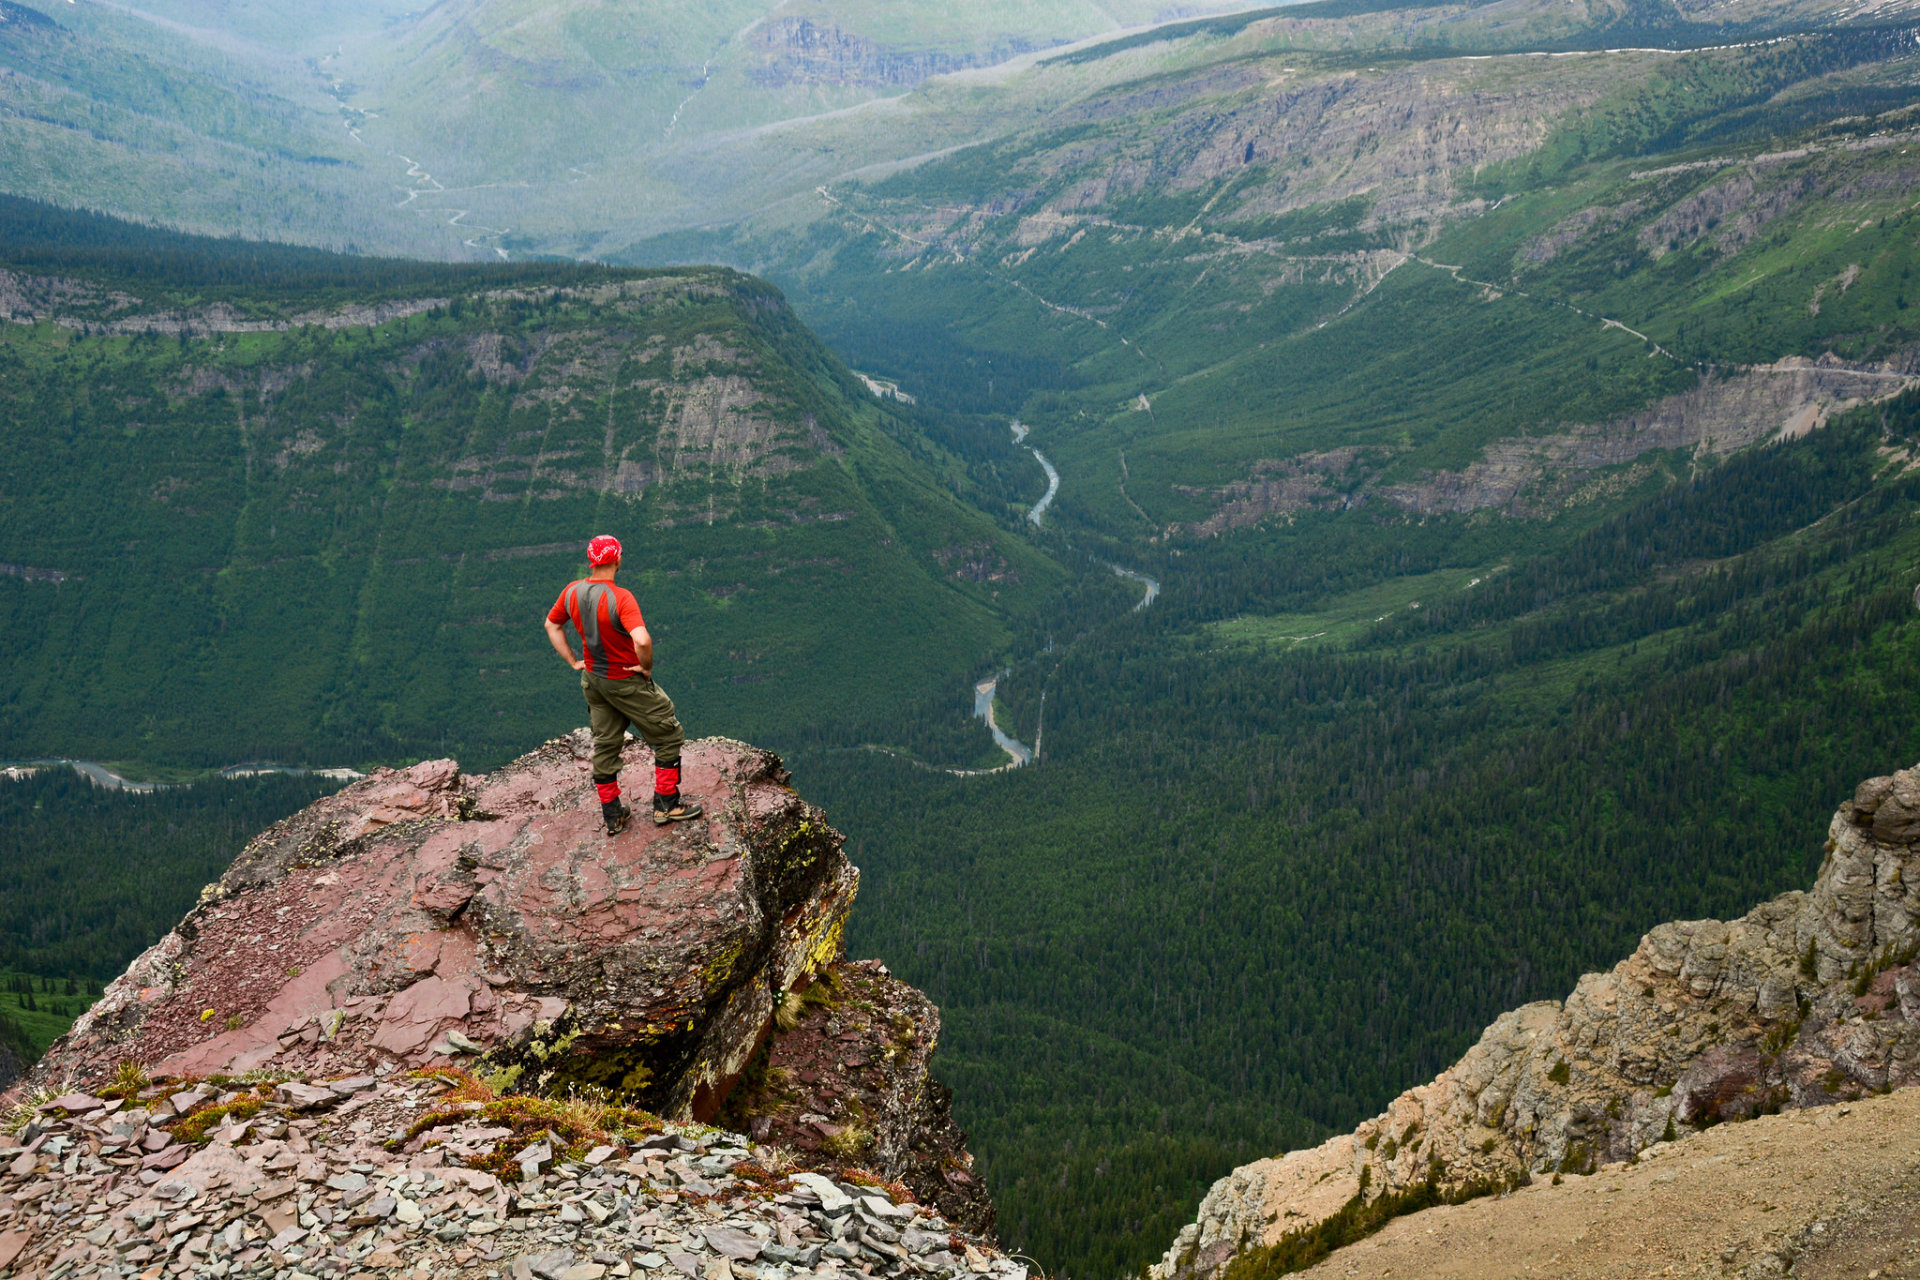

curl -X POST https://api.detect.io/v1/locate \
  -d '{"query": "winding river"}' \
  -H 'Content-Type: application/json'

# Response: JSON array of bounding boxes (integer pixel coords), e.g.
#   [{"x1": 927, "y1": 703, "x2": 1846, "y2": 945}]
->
[
  {"x1": 1110, "y1": 563, "x2": 1160, "y2": 610},
  {"x1": 960, "y1": 427, "x2": 1164, "y2": 771},
  {"x1": 1010, "y1": 420, "x2": 1061, "y2": 527},
  {"x1": 972, "y1": 675, "x2": 1034, "y2": 769}
]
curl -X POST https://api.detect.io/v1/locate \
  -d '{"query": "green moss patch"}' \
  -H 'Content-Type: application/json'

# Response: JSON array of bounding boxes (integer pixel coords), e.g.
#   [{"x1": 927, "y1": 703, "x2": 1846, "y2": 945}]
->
[{"x1": 167, "y1": 1093, "x2": 267, "y2": 1145}]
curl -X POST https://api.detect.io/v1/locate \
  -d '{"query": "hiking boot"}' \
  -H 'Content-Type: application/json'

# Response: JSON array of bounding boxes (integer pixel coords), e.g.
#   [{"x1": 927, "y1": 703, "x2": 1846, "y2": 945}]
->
[
  {"x1": 602, "y1": 800, "x2": 632, "y2": 837},
  {"x1": 653, "y1": 792, "x2": 705, "y2": 825}
]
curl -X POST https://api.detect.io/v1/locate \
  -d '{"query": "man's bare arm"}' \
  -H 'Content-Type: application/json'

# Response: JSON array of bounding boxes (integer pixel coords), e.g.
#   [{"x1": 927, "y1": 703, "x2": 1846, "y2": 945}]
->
[
  {"x1": 630, "y1": 626, "x2": 653, "y2": 679},
  {"x1": 544, "y1": 619, "x2": 586, "y2": 671}
]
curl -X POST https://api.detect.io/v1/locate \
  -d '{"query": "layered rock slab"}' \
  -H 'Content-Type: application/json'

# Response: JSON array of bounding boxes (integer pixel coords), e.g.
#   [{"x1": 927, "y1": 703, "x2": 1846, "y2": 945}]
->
[
  {"x1": 25, "y1": 734, "x2": 856, "y2": 1122},
  {"x1": 1282, "y1": 1090, "x2": 1920, "y2": 1280},
  {"x1": 1154, "y1": 761, "x2": 1920, "y2": 1280},
  {"x1": 0, "y1": 1078, "x2": 1020, "y2": 1280},
  {"x1": 717, "y1": 960, "x2": 996, "y2": 1235}
]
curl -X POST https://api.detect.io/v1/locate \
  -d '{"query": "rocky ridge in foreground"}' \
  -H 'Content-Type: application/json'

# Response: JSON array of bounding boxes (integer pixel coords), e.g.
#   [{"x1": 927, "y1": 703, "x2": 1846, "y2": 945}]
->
[
  {"x1": 1277, "y1": 1087, "x2": 1920, "y2": 1279},
  {"x1": 0, "y1": 734, "x2": 999, "y2": 1279},
  {"x1": 1154, "y1": 761, "x2": 1920, "y2": 1280},
  {"x1": 0, "y1": 1072, "x2": 1010, "y2": 1280}
]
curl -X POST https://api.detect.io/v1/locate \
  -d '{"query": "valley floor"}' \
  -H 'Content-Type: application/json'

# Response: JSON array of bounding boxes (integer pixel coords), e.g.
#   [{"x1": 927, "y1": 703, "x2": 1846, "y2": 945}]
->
[{"x1": 1298, "y1": 1089, "x2": 1920, "y2": 1279}]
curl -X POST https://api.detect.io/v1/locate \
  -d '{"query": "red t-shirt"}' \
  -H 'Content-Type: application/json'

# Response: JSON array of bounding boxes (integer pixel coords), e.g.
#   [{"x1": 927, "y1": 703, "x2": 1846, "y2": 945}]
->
[{"x1": 549, "y1": 579, "x2": 646, "y2": 678}]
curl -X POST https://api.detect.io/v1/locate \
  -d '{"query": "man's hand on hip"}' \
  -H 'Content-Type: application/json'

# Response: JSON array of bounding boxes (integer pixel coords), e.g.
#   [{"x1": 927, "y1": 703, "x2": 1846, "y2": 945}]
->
[{"x1": 544, "y1": 617, "x2": 589, "y2": 671}]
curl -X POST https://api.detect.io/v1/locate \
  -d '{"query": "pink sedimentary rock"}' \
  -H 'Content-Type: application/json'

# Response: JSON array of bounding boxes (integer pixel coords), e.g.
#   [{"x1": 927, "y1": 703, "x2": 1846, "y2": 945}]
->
[{"x1": 26, "y1": 733, "x2": 856, "y2": 1121}]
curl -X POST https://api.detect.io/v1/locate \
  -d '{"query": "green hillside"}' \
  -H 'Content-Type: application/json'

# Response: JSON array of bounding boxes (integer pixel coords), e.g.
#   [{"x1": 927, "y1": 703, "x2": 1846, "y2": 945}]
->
[
  {"x1": 9, "y1": 1, "x2": 1920, "y2": 1276},
  {"x1": 690, "y1": 24, "x2": 1920, "y2": 541},
  {"x1": 803, "y1": 398, "x2": 1920, "y2": 1276},
  {"x1": 663, "y1": 11, "x2": 1920, "y2": 1274},
  {"x1": 0, "y1": 0, "x2": 464, "y2": 256},
  {"x1": 0, "y1": 971, "x2": 104, "y2": 1059},
  {"x1": 0, "y1": 199, "x2": 1057, "y2": 771}
]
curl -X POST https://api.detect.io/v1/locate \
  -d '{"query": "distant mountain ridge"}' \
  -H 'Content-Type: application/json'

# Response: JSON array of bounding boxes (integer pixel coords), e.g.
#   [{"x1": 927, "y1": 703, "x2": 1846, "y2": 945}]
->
[{"x1": 0, "y1": 1, "x2": 56, "y2": 30}]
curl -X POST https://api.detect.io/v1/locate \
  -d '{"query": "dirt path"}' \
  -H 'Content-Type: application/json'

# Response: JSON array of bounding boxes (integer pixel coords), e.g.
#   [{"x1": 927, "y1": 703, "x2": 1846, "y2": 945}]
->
[
  {"x1": 1299, "y1": 1089, "x2": 1920, "y2": 1279},
  {"x1": 1407, "y1": 255, "x2": 1685, "y2": 363}
]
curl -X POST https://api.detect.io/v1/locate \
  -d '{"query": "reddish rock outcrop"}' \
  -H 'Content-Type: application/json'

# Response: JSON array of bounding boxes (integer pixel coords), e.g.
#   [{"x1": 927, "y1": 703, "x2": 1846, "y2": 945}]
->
[
  {"x1": 1, "y1": 734, "x2": 1008, "y2": 1279},
  {"x1": 25, "y1": 733, "x2": 857, "y2": 1123},
  {"x1": 716, "y1": 959, "x2": 997, "y2": 1235}
]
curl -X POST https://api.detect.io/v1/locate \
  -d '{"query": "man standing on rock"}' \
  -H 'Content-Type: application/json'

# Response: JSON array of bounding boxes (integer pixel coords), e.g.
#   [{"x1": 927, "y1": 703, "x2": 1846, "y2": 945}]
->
[{"x1": 544, "y1": 534, "x2": 705, "y2": 835}]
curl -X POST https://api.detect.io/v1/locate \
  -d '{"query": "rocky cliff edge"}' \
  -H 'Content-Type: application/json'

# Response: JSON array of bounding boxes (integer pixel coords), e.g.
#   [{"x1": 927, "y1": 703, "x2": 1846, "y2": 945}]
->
[
  {"x1": 1155, "y1": 761, "x2": 1920, "y2": 1280},
  {"x1": 0, "y1": 733, "x2": 1003, "y2": 1280}
]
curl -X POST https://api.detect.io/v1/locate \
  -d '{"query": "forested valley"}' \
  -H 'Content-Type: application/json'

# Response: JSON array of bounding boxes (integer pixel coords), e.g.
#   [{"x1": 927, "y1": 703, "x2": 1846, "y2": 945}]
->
[
  {"x1": 9, "y1": 0, "x2": 1920, "y2": 1269},
  {"x1": 797, "y1": 401, "x2": 1920, "y2": 1271}
]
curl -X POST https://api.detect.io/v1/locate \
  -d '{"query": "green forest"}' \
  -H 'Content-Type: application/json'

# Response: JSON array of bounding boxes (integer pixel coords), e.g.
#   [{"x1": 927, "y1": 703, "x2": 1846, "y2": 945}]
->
[
  {"x1": 0, "y1": 768, "x2": 339, "y2": 982},
  {"x1": 8, "y1": 6, "x2": 1920, "y2": 1268},
  {"x1": 0, "y1": 213, "x2": 1055, "y2": 772},
  {"x1": 798, "y1": 402, "x2": 1920, "y2": 1271},
  {"x1": 0, "y1": 969, "x2": 105, "y2": 1060}
]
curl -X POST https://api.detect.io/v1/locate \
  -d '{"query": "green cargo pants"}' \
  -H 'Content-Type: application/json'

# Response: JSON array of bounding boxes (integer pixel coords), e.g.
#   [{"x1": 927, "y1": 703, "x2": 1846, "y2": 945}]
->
[{"x1": 582, "y1": 670, "x2": 686, "y2": 780}]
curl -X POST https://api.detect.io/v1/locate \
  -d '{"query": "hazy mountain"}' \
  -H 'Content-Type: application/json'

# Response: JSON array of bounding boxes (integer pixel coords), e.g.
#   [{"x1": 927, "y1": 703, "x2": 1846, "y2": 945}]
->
[{"x1": 0, "y1": 0, "x2": 1262, "y2": 253}]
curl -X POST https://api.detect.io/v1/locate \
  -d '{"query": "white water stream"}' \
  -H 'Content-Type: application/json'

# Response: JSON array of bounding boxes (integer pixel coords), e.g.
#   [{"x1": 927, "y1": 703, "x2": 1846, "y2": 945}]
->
[
  {"x1": 1110, "y1": 564, "x2": 1160, "y2": 610},
  {"x1": 1010, "y1": 420, "x2": 1060, "y2": 527},
  {"x1": 972, "y1": 675, "x2": 1034, "y2": 769},
  {"x1": 953, "y1": 423, "x2": 1163, "y2": 771}
]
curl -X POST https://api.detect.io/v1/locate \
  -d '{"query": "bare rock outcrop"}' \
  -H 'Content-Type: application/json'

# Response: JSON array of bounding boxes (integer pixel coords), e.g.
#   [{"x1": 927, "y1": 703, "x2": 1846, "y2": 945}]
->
[
  {"x1": 25, "y1": 734, "x2": 856, "y2": 1123},
  {"x1": 1153, "y1": 761, "x2": 1920, "y2": 1280},
  {"x1": 2, "y1": 733, "x2": 1005, "y2": 1280},
  {"x1": 1176, "y1": 353, "x2": 1916, "y2": 534},
  {"x1": 717, "y1": 960, "x2": 995, "y2": 1236}
]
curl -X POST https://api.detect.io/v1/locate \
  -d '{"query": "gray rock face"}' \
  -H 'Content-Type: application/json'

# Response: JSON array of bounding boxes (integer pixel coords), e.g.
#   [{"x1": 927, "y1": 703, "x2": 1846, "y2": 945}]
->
[
  {"x1": 1180, "y1": 355, "x2": 1914, "y2": 531},
  {"x1": 0, "y1": 1079, "x2": 1016, "y2": 1280},
  {"x1": 1153, "y1": 761, "x2": 1920, "y2": 1280},
  {"x1": 746, "y1": 18, "x2": 1044, "y2": 88}
]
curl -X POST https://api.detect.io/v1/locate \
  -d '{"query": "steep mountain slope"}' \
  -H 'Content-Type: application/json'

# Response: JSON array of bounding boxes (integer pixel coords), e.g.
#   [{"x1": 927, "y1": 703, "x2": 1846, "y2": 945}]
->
[
  {"x1": 696, "y1": 19, "x2": 1920, "y2": 540},
  {"x1": 0, "y1": 199, "x2": 1057, "y2": 771}
]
